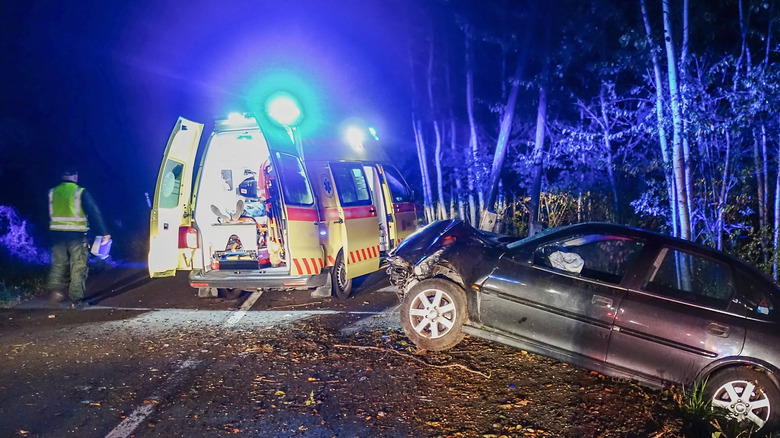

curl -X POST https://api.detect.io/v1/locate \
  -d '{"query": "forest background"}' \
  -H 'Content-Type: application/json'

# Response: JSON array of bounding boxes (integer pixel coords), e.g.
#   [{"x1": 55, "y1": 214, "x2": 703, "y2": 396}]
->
[{"x1": 406, "y1": 0, "x2": 780, "y2": 279}]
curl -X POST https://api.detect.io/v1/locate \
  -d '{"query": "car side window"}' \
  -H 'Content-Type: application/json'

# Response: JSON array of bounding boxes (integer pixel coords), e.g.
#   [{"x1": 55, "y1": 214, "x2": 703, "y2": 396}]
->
[
  {"x1": 643, "y1": 247, "x2": 733, "y2": 309},
  {"x1": 534, "y1": 234, "x2": 645, "y2": 285},
  {"x1": 330, "y1": 163, "x2": 372, "y2": 207},
  {"x1": 733, "y1": 269, "x2": 777, "y2": 320}
]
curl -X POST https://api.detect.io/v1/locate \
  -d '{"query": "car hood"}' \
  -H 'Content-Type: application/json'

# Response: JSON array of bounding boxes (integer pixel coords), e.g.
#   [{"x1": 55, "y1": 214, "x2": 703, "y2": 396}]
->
[{"x1": 390, "y1": 219, "x2": 505, "y2": 264}]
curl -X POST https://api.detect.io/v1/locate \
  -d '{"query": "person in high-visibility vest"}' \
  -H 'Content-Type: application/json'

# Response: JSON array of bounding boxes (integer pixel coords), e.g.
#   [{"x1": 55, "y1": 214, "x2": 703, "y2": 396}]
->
[{"x1": 47, "y1": 167, "x2": 109, "y2": 308}]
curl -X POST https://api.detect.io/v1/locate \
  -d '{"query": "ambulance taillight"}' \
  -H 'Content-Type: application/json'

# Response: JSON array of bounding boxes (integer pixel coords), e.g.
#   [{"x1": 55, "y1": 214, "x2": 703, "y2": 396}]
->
[{"x1": 178, "y1": 226, "x2": 198, "y2": 249}]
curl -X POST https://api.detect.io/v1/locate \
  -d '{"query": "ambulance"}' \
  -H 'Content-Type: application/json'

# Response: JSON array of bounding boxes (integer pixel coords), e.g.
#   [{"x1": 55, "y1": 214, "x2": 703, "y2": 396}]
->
[{"x1": 147, "y1": 111, "x2": 420, "y2": 299}]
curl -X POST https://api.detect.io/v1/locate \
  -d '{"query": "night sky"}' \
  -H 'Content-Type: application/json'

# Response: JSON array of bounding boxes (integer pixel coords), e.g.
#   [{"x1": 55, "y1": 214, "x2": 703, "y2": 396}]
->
[{"x1": 1, "y1": 0, "x2": 422, "y2": 255}]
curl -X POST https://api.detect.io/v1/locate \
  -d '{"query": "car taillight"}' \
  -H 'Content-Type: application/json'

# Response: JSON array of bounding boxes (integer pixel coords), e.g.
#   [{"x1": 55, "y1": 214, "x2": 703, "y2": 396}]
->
[{"x1": 178, "y1": 226, "x2": 198, "y2": 249}]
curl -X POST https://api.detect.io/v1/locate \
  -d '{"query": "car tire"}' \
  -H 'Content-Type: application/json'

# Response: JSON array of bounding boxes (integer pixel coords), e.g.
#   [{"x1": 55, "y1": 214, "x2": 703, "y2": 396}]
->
[
  {"x1": 218, "y1": 288, "x2": 243, "y2": 300},
  {"x1": 704, "y1": 366, "x2": 780, "y2": 432},
  {"x1": 331, "y1": 250, "x2": 352, "y2": 300},
  {"x1": 400, "y1": 278, "x2": 467, "y2": 351}
]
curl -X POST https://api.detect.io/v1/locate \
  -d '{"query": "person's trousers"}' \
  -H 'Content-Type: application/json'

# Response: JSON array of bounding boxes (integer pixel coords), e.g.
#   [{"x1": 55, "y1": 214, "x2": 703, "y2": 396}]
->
[{"x1": 47, "y1": 236, "x2": 88, "y2": 300}]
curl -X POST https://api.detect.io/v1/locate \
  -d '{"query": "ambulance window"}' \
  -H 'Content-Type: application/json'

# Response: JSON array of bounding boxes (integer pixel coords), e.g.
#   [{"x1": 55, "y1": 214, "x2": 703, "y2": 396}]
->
[
  {"x1": 276, "y1": 153, "x2": 313, "y2": 206},
  {"x1": 384, "y1": 166, "x2": 412, "y2": 203},
  {"x1": 159, "y1": 160, "x2": 183, "y2": 209},
  {"x1": 331, "y1": 163, "x2": 372, "y2": 207}
]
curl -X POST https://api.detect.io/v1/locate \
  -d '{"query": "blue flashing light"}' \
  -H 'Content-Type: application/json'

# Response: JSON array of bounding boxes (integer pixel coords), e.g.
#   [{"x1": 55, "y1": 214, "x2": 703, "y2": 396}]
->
[
  {"x1": 265, "y1": 92, "x2": 302, "y2": 127},
  {"x1": 368, "y1": 127, "x2": 379, "y2": 141}
]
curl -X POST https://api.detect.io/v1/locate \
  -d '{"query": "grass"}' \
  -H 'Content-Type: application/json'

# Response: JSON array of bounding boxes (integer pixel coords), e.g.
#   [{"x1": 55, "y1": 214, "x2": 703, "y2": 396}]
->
[
  {"x1": 0, "y1": 256, "x2": 48, "y2": 307},
  {"x1": 676, "y1": 378, "x2": 768, "y2": 438}
]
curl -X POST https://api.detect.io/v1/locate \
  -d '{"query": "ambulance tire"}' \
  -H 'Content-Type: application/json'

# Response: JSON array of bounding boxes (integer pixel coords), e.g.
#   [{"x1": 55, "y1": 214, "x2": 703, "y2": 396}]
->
[
  {"x1": 332, "y1": 251, "x2": 352, "y2": 300},
  {"x1": 218, "y1": 288, "x2": 243, "y2": 300}
]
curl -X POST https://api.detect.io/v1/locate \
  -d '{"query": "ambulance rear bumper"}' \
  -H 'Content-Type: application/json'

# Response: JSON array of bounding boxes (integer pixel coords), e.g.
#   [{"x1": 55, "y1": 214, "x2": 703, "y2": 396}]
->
[{"x1": 189, "y1": 268, "x2": 330, "y2": 291}]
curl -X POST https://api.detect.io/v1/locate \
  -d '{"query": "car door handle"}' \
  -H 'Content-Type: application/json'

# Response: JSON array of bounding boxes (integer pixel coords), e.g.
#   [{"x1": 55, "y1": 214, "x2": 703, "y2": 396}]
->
[
  {"x1": 707, "y1": 322, "x2": 730, "y2": 338},
  {"x1": 333, "y1": 219, "x2": 344, "y2": 224},
  {"x1": 592, "y1": 295, "x2": 613, "y2": 308}
]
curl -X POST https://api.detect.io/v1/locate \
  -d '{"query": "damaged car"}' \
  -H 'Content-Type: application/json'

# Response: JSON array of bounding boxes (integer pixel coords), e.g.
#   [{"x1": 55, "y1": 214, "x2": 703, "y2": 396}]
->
[{"x1": 387, "y1": 219, "x2": 780, "y2": 432}]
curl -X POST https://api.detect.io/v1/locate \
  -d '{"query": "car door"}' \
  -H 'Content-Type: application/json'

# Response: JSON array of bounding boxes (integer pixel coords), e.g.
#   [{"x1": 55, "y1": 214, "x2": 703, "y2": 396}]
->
[
  {"x1": 148, "y1": 117, "x2": 203, "y2": 278},
  {"x1": 606, "y1": 245, "x2": 746, "y2": 385},
  {"x1": 479, "y1": 234, "x2": 646, "y2": 362},
  {"x1": 328, "y1": 162, "x2": 380, "y2": 278}
]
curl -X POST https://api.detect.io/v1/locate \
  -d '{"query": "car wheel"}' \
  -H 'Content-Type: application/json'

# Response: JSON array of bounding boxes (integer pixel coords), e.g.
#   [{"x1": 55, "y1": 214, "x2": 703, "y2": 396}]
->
[
  {"x1": 705, "y1": 367, "x2": 780, "y2": 432},
  {"x1": 218, "y1": 288, "x2": 243, "y2": 300},
  {"x1": 400, "y1": 278, "x2": 467, "y2": 351},
  {"x1": 331, "y1": 250, "x2": 352, "y2": 300}
]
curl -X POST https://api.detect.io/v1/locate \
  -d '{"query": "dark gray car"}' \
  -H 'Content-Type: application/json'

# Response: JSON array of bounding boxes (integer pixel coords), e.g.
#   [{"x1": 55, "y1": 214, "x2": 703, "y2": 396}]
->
[{"x1": 387, "y1": 219, "x2": 780, "y2": 432}]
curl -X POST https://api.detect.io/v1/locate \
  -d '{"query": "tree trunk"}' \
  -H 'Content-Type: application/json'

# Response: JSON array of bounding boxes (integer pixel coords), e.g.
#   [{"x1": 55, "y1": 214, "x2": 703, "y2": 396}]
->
[
  {"x1": 433, "y1": 121, "x2": 446, "y2": 219},
  {"x1": 425, "y1": 38, "x2": 445, "y2": 220},
  {"x1": 640, "y1": 0, "x2": 678, "y2": 237},
  {"x1": 680, "y1": 0, "x2": 693, "y2": 229},
  {"x1": 774, "y1": 137, "x2": 780, "y2": 279},
  {"x1": 482, "y1": 0, "x2": 538, "y2": 218},
  {"x1": 716, "y1": 131, "x2": 732, "y2": 251},
  {"x1": 465, "y1": 30, "x2": 479, "y2": 225},
  {"x1": 451, "y1": 119, "x2": 466, "y2": 221},
  {"x1": 662, "y1": 0, "x2": 691, "y2": 240},
  {"x1": 413, "y1": 117, "x2": 434, "y2": 222},
  {"x1": 599, "y1": 87, "x2": 620, "y2": 219},
  {"x1": 528, "y1": 85, "x2": 547, "y2": 233}
]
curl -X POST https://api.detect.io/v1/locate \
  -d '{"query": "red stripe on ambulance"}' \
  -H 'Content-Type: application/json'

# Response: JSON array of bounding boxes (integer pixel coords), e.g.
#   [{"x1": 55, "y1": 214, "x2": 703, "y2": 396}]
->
[{"x1": 286, "y1": 207, "x2": 319, "y2": 222}]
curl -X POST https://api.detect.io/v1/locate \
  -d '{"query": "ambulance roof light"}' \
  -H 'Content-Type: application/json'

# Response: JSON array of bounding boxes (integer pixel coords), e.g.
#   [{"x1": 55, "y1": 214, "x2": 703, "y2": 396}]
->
[
  {"x1": 226, "y1": 112, "x2": 246, "y2": 125},
  {"x1": 345, "y1": 126, "x2": 365, "y2": 149},
  {"x1": 265, "y1": 92, "x2": 302, "y2": 127}
]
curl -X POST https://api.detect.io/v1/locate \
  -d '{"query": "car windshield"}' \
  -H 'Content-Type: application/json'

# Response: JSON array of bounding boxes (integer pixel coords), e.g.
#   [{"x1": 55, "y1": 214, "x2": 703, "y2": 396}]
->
[{"x1": 505, "y1": 226, "x2": 565, "y2": 249}]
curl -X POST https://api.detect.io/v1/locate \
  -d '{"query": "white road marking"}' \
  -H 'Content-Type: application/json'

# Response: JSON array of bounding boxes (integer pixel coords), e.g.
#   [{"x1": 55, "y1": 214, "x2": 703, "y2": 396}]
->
[
  {"x1": 104, "y1": 358, "x2": 200, "y2": 438},
  {"x1": 223, "y1": 291, "x2": 263, "y2": 327}
]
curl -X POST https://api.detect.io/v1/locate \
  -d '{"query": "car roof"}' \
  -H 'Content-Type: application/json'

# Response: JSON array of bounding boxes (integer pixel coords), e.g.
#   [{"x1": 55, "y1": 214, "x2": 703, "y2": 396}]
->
[{"x1": 516, "y1": 221, "x2": 775, "y2": 282}]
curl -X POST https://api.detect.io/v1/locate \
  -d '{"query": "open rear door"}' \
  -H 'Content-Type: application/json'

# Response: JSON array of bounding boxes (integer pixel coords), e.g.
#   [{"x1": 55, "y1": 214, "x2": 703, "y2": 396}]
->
[
  {"x1": 148, "y1": 117, "x2": 203, "y2": 277},
  {"x1": 267, "y1": 151, "x2": 324, "y2": 276}
]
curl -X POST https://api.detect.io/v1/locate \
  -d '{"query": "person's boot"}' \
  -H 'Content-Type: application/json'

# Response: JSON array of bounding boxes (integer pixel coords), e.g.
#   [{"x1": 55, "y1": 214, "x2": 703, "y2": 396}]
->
[{"x1": 48, "y1": 292, "x2": 64, "y2": 308}]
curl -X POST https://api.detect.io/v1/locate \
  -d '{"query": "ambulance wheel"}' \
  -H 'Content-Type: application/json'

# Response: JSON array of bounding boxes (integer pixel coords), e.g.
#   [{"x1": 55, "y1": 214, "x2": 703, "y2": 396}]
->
[
  {"x1": 218, "y1": 288, "x2": 243, "y2": 300},
  {"x1": 332, "y1": 251, "x2": 352, "y2": 300}
]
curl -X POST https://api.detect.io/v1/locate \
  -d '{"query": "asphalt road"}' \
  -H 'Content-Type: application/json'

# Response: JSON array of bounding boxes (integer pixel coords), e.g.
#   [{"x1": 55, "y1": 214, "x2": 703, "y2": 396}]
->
[{"x1": 0, "y1": 265, "x2": 406, "y2": 438}]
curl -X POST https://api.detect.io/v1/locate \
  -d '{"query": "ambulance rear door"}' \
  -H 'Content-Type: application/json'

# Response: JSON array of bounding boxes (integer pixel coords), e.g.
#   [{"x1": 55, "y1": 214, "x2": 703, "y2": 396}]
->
[
  {"x1": 148, "y1": 117, "x2": 203, "y2": 277},
  {"x1": 270, "y1": 151, "x2": 324, "y2": 278},
  {"x1": 380, "y1": 164, "x2": 418, "y2": 247},
  {"x1": 329, "y1": 162, "x2": 381, "y2": 278}
]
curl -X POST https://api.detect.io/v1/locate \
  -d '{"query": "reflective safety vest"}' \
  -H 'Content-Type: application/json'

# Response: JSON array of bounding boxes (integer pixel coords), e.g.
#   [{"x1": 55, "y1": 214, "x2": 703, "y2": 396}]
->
[{"x1": 49, "y1": 182, "x2": 89, "y2": 232}]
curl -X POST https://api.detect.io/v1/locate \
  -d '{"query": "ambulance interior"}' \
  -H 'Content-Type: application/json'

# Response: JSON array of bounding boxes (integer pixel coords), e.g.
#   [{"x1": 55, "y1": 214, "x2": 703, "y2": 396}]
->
[{"x1": 193, "y1": 131, "x2": 285, "y2": 271}]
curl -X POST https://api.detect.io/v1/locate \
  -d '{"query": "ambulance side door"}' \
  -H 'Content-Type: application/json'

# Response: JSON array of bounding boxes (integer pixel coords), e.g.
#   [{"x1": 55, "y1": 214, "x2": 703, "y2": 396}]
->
[
  {"x1": 380, "y1": 165, "x2": 418, "y2": 246},
  {"x1": 148, "y1": 117, "x2": 203, "y2": 278},
  {"x1": 329, "y1": 162, "x2": 380, "y2": 278},
  {"x1": 272, "y1": 152, "x2": 324, "y2": 276}
]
